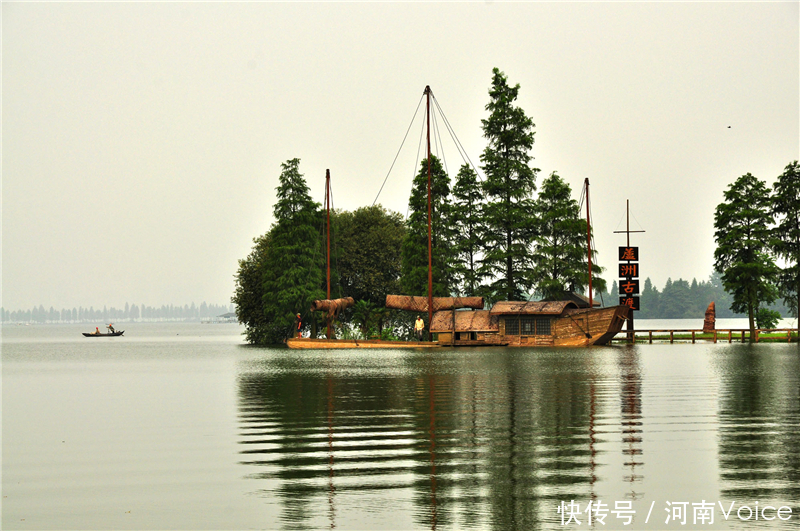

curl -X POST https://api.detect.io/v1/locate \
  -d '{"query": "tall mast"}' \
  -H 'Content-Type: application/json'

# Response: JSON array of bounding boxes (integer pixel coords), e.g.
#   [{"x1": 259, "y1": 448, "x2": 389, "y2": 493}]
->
[
  {"x1": 626, "y1": 199, "x2": 634, "y2": 337},
  {"x1": 326, "y1": 169, "x2": 332, "y2": 339},
  {"x1": 613, "y1": 199, "x2": 645, "y2": 342},
  {"x1": 425, "y1": 86, "x2": 433, "y2": 337},
  {"x1": 585, "y1": 178, "x2": 593, "y2": 308}
]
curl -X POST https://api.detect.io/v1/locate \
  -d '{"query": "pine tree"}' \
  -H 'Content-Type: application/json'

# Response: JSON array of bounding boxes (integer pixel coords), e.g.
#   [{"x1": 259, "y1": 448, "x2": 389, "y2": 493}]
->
[
  {"x1": 479, "y1": 68, "x2": 539, "y2": 301},
  {"x1": 400, "y1": 156, "x2": 454, "y2": 297},
  {"x1": 233, "y1": 159, "x2": 324, "y2": 344},
  {"x1": 771, "y1": 161, "x2": 800, "y2": 332},
  {"x1": 530, "y1": 172, "x2": 601, "y2": 300},
  {"x1": 714, "y1": 173, "x2": 779, "y2": 340},
  {"x1": 449, "y1": 164, "x2": 485, "y2": 297}
]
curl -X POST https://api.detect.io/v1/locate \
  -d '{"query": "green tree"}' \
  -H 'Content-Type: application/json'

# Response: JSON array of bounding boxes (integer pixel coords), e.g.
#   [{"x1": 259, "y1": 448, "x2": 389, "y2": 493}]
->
[
  {"x1": 771, "y1": 161, "x2": 800, "y2": 332},
  {"x1": 335, "y1": 205, "x2": 406, "y2": 337},
  {"x1": 232, "y1": 233, "x2": 273, "y2": 343},
  {"x1": 755, "y1": 307, "x2": 781, "y2": 330},
  {"x1": 714, "y1": 173, "x2": 779, "y2": 340},
  {"x1": 530, "y1": 172, "x2": 601, "y2": 300},
  {"x1": 233, "y1": 159, "x2": 324, "y2": 344},
  {"x1": 660, "y1": 278, "x2": 693, "y2": 319},
  {"x1": 449, "y1": 164, "x2": 485, "y2": 297},
  {"x1": 479, "y1": 68, "x2": 539, "y2": 301},
  {"x1": 400, "y1": 155, "x2": 454, "y2": 297},
  {"x1": 335, "y1": 205, "x2": 405, "y2": 305},
  {"x1": 639, "y1": 278, "x2": 660, "y2": 318}
]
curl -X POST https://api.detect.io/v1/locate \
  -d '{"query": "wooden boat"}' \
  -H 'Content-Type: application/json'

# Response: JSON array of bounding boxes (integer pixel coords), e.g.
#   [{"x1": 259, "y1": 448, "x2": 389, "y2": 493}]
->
[
  {"x1": 286, "y1": 338, "x2": 440, "y2": 349},
  {"x1": 82, "y1": 331, "x2": 124, "y2": 337},
  {"x1": 430, "y1": 301, "x2": 629, "y2": 348},
  {"x1": 286, "y1": 87, "x2": 628, "y2": 350}
]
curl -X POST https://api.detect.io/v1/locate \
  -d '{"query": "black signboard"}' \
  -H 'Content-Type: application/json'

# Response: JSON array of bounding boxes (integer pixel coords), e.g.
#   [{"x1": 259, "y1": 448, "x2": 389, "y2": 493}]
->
[
  {"x1": 618, "y1": 279, "x2": 640, "y2": 295},
  {"x1": 618, "y1": 263, "x2": 639, "y2": 278},
  {"x1": 618, "y1": 246, "x2": 639, "y2": 261},
  {"x1": 619, "y1": 296, "x2": 641, "y2": 311}
]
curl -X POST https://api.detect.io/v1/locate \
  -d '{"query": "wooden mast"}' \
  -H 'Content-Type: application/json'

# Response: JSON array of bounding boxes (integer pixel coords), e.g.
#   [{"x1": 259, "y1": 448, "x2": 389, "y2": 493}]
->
[
  {"x1": 425, "y1": 86, "x2": 433, "y2": 339},
  {"x1": 625, "y1": 199, "x2": 634, "y2": 338},
  {"x1": 585, "y1": 178, "x2": 593, "y2": 308},
  {"x1": 325, "y1": 169, "x2": 333, "y2": 339},
  {"x1": 613, "y1": 200, "x2": 645, "y2": 342}
]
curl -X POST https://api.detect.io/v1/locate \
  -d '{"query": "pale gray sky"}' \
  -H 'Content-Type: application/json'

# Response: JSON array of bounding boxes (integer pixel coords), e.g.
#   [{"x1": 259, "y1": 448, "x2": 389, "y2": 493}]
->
[{"x1": 3, "y1": 2, "x2": 798, "y2": 311}]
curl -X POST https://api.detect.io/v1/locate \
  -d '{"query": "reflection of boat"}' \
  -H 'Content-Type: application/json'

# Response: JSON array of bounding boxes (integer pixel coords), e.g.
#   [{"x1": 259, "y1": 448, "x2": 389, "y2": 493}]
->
[
  {"x1": 287, "y1": 338, "x2": 439, "y2": 349},
  {"x1": 82, "y1": 331, "x2": 124, "y2": 337}
]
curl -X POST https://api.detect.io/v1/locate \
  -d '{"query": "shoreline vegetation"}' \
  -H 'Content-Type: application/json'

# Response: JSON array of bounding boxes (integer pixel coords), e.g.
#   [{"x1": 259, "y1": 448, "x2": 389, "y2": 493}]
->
[{"x1": 233, "y1": 68, "x2": 798, "y2": 345}]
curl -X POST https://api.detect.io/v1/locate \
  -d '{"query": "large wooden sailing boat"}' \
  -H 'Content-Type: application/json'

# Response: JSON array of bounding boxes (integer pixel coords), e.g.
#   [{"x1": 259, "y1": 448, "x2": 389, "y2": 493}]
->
[
  {"x1": 427, "y1": 178, "x2": 629, "y2": 347},
  {"x1": 287, "y1": 86, "x2": 628, "y2": 349}
]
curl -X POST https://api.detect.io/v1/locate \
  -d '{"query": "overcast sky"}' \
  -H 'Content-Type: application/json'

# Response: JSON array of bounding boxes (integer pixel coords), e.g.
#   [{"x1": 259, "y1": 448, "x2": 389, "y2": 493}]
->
[{"x1": 3, "y1": 2, "x2": 798, "y2": 312}]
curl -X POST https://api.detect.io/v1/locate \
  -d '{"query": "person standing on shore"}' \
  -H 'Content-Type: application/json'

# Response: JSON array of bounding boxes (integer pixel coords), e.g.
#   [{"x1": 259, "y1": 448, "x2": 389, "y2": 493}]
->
[
  {"x1": 294, "y1": 313, "x2": 302, "y2": 338},
  {"x1": 414, "y1": 316, "x2": 425, "y2": 341}
]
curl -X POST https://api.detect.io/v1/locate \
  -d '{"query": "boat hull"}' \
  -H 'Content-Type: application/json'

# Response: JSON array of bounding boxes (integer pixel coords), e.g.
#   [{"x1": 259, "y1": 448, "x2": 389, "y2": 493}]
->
[
  {"x1": 286, "y1": 338, "x2": 440, "y2": 349},
  {"x1": 82, "y1": 331, "x2": 124, "y2": 337},
  {"x1": 436, "y1": 306, "x2": 629, "y2": 348}
]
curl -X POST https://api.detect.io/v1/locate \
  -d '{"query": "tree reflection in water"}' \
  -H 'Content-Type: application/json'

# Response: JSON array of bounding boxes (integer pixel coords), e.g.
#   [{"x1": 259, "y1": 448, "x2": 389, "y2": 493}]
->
[{"x1": 715, "y1": 344, "x2": 800, "y2": 504}]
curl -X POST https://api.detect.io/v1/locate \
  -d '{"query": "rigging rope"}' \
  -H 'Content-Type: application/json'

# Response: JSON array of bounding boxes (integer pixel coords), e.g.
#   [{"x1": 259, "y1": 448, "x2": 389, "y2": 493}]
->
[
  {"x1": 431, "y1": 95, "x2": 485, "y2": 183},
  {"x1": 372, "y1": 93, "x2": 425, "y2": 206}
]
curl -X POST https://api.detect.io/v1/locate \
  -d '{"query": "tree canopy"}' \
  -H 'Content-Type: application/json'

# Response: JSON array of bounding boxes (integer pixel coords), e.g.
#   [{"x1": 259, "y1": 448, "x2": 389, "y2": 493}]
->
[
  {"x1": 449, "y1": 164, "x2": 485, "y2": 297},
  {"x1": 335, "y1": 205, "x2": 405, "y2": 306},
  {"x1": 714, "y1": 173, "x2": 779, "y2": 339},
  {"x1": 400, "y1": 155, "x2": 454, "y2": 297},
  {"x1": 530, "y1": 172, "x2": 601, "y2": 300},
  {"x1": 479, "y1": 68, "x2": 539, "y2": 301},
  {"x1": 771, "y1": 161, "x2": 800, "y2": 329},
  {"x1": 233, "y1": 159, "x2": 324, "y2": 344}
]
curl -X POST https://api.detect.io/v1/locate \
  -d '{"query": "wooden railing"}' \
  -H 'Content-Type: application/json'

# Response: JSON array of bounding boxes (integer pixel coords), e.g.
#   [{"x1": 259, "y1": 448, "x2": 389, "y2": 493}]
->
[{"x1": 612, "y1": 329, "x2": 798, "y2": 344}]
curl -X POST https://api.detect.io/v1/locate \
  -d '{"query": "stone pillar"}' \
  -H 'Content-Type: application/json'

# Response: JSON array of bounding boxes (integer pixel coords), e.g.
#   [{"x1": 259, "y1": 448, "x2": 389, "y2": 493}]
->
[{"x1": 702, "y1": 302, "x2": 716, "y2": 332}]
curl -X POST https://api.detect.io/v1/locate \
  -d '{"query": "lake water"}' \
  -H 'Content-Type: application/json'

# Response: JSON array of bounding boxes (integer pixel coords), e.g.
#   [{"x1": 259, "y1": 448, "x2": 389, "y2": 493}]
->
[{"x1": 2, "y1": 321, "x2": 799, "y2": 530}]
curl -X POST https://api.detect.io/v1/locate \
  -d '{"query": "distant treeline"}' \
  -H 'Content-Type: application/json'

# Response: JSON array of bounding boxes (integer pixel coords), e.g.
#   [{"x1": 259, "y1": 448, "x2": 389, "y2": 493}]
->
[
  {"x1": 1, "y1": 302, "x2": 235, "y2": 324},
  {"x1": 596, "y1": 272, "x2": 791, "y2": 320}
]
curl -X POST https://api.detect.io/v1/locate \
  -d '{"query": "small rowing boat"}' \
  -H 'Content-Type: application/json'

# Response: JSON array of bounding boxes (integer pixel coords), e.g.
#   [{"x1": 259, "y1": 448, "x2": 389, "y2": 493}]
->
[{"x1": 82, "y1": 331, "x2": 124, "y2": 337}]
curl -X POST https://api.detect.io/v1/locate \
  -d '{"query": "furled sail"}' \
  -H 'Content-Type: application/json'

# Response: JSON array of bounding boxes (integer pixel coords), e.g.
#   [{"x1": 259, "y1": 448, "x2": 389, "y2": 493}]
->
[
  {"x1": 384, "y1": 295, "x2": 484, "y2": 312},
  {"x1": 311, "y1": 297, "x2": 355, "y2": 320}
]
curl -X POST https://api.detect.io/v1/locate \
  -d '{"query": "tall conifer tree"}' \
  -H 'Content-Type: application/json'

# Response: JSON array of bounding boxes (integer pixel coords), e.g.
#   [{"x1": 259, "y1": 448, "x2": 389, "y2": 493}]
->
[
  {"x1": 233, "y1": 159, "x2": 324, "y2": 343},
  {"x1": 400, "y1": 156, "x2": 454, "y2": 297},
  {"x1": 714, "y1": 173, "x2": 779, "y2": 340},
  {"x1": 771, "y1": 161, "x2": 800, "y2": 331},
  {"x1": 479, "y1": 68, "x2": 539, "y2": 301},
  {"x1": 530, "y1": 172, "x2": 602, "y2": 300},
  {"x1": 450, "y1": 164, "x2": 485, "y2": 297}
]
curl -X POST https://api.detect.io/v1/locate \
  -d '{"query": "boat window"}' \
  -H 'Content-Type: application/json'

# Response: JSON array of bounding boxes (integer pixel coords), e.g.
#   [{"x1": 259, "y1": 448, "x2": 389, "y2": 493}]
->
[{"x1": 504, "y1": 317, "x2": 551, "y2": 335}]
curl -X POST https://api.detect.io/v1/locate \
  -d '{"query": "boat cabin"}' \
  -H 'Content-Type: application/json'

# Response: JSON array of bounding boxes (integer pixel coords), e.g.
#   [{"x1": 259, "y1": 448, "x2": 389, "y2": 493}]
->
[{"x1": 430, "y1": 300, "x2": 628, "y2": 347}]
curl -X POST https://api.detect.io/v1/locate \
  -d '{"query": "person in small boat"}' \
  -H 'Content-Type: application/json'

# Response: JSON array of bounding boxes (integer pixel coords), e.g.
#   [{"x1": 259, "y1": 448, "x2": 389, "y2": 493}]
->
[
  {"x1": 294, "y1": 313, "x2": 302, "y2": 338},
  {"x1": 95, "y1": 327, "x2": 101, "y2": 335},
  {"x1": 107, "y1": 323, "x2": 115, "y2": 333},
  {"x1": 414, "y1": 316, "x2": 425, "y2": 341}
]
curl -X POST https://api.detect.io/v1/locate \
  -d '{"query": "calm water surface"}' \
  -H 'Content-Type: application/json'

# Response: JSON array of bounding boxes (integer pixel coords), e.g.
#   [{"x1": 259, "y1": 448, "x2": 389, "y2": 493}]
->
[{"x1": 3, "y1": 322, "x2": 799, "y2": 530}]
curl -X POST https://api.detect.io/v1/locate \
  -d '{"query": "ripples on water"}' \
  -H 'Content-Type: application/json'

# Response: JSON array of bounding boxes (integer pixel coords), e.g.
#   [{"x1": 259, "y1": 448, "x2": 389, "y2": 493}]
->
[
  {"x1": 236, "y1": 344, "x2": 800, "y2": 530},
  {"x1": 3, "y1": 324, "x2": 798, "y2": 530}
]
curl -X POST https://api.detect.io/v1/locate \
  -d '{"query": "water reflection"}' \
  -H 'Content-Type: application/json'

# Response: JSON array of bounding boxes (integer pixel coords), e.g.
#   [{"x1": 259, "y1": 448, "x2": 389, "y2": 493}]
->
[
  {"x1": 618, "y1": 348, "x2": 644, "y2": 500},
  {"x1": 235, "y1": 345, "x2": 800, "y2": 530},
  {"x1": 236, "y1": 349, "x2": 611, "y2": 530},
  {"x1": 715, "y1": 344, "x2": 800, "y2": 506}
]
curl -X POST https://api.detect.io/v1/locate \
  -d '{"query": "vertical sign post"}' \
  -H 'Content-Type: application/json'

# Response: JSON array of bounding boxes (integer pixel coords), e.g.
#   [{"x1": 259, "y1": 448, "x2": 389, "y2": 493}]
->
[{"x1": 614, "y1": 200, "x2": 645, "y2": 342}]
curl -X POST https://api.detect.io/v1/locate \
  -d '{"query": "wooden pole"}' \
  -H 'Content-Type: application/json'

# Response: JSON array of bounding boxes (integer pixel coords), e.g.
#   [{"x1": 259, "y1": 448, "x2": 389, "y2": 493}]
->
[
  {"x1": 325, "y1": 169, "x2": 333, "y2": 339},
  {"x1": 425, "y1": 86, "x2": 433, "y2": 340},
  {"x1": 585, "y1": 178, "x2": 593, "y2": 309}
]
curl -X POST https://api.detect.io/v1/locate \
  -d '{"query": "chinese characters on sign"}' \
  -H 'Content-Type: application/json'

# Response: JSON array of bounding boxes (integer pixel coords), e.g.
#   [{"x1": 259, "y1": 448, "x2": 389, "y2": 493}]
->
[
  {"x1": 618, "y1": 246, "x2": 639, "y2": 261},
  {"x1": 619, "y1": 247, "x2": 639, "y2": 311}
]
